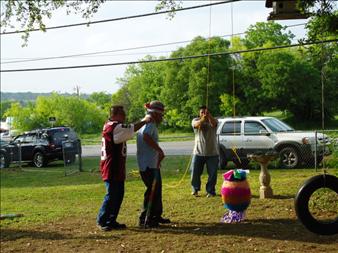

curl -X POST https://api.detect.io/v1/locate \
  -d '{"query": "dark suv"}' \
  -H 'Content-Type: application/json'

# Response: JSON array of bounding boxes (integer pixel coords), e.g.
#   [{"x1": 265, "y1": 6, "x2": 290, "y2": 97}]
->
[{"x1": 0, "y1": 127, "x2": 81, "y2": 168}]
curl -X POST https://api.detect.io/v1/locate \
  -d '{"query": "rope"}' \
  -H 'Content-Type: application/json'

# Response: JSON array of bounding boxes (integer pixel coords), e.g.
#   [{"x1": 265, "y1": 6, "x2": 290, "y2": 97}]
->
[
  {"x1": 163, "y1": 155, "x2": 192, "y2": 189},
  {"x1": 206, "y1": 1, "x2": 212, "y2": 108}
]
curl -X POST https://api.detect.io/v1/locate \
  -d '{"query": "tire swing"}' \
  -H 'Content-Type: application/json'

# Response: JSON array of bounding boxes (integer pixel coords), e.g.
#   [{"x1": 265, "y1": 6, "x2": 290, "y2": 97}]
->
[{"x1": 294, "y1": 174, "x2": 338, "y2": 235}]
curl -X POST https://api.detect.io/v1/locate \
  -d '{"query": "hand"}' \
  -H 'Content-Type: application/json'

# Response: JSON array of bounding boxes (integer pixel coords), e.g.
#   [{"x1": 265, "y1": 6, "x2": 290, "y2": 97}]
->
[
  {"x1": 157, "y1": 149, "x2": 165, "y2": 168},
  {"x1": 142, "y1": 114, "x2": 153, "y2": 123},
  {"x1": 200, "y1": 115, "x2": 207, "y2": 123}
]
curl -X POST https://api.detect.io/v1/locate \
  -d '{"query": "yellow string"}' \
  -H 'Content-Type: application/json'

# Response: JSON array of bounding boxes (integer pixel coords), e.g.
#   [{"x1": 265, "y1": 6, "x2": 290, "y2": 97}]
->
[
  {"x1": 206, "y1": 1, "x2": 212, "y2": 108},
  {"x1": 163, "y1": 155, "x2": 192, "y2": 188}
]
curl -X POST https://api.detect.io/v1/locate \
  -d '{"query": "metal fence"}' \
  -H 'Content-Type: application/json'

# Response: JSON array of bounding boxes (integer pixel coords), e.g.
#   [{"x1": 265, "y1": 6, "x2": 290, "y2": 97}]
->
[
  {"x1": 0, "y1": 140, "x2": 82, "y2": 174},
  {"x1": 62, "y1": 140, "x2": 82, "y2": 176}
]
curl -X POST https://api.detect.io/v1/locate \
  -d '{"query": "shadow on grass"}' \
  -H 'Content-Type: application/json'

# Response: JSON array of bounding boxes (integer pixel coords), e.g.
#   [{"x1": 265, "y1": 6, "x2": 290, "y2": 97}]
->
[
  {"x1": 2, "y1": 219, "x2": 337, "y2": 244},
  {"x1": 0, "y1": 228, "x2": 119, "y2": 242},
  {"x1": 250, "y1": 194, "x2": 295, "y2": 199},
  {"x1": 130, "y1": 219, "x2": 337, "y2": 243}
]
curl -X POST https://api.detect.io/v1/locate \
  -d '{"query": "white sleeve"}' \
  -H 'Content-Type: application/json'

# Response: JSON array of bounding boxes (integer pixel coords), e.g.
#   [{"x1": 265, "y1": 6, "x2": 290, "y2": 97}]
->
[{"x1": 113, "y1": 124, "x2": 135, "y2": 144}]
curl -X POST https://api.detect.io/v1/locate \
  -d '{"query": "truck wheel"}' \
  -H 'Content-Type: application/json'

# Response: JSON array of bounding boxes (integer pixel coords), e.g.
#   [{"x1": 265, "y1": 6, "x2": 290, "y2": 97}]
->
[
  {"x1": 295, "y1": 174, "x2": 338, "y2": 235},
  {"x1": 279, "y1": 146, "x2": 299, "y2": 169},
  {"x1": 33, "y1": 152, "x2": 47, "y2": 168},
  {"x1": 0, "y1": 152, "x2": 10, "y2": 168},
  {"x1": 218, "y1": 147, "x2": 227, "y2": 170},
  {"x1": 239, "y1": 158, "x2": 250, "y2": 169}
]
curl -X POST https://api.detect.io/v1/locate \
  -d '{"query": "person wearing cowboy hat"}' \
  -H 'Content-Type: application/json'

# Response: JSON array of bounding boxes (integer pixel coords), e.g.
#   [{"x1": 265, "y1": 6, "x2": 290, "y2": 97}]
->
[{"x1": 137, "y1": 100, "x2": 171, "y2": 228}]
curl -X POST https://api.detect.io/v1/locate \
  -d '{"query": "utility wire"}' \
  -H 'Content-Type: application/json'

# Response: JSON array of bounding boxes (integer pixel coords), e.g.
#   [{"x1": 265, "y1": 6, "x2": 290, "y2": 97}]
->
[
  {"x1": 0, "y1": 0, "x2": 239, "y2": 35},
  {"x1": 1, "y1": 23, "x2": 307, "y2": 64},
  {"x1": 1, "y1": 39, "x2": 336, "y2": 73}
]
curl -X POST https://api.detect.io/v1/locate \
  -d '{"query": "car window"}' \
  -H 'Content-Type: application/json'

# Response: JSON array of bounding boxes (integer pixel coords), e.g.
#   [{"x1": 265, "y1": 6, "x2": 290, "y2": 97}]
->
[
  {"x1": 14, "y1": 136, "x2": 25, "y2": 144},
  {"x1": 261, "y1": 118, "x2": 294, "y2": 132},
  {"x1": 49, "y1": 129, "x2": 78, "y2": 145},
  {"x1": 24, "y1": 135, "x2": 36, "y2": 143},
  {"x1": 221, "y1": 121, "x2": 241, "y2": 135},
  {"x1": 244, "y1": 121, "x2": 267, "y2": 135}
]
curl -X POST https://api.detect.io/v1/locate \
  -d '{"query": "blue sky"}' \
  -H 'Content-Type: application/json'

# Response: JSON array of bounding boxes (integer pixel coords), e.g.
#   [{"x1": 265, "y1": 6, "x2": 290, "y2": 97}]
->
[{"x1": 0, "y1": 1, "x2": 308, "y2": 94}]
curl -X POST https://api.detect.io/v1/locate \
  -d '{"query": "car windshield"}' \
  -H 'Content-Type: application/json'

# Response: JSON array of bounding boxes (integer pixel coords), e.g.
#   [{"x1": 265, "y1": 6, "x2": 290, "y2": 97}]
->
[{"x1": 261, "y1": 118, "x2": 294, "y2": 132}]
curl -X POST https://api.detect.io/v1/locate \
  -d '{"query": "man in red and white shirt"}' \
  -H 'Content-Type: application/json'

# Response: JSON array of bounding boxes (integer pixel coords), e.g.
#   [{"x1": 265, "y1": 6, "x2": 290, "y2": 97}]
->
[{"x1": 97, "y1": 105, "x2": 151, "y2": 231}]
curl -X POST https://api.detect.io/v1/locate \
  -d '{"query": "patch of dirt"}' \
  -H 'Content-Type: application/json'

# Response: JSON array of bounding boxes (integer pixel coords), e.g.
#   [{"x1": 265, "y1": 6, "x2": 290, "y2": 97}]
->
[{"x1": 1, "y1": 216, "x2": 338, "y2": 253}]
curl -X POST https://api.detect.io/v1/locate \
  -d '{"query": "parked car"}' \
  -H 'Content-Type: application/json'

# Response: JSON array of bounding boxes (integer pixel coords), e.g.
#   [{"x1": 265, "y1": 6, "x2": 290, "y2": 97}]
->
[
  {"x1": 217, "y1": 117, "x2": 331, "y2": 169},
  {"x1": 0, "y1": 127, "x2": 81, "y2": 168}
]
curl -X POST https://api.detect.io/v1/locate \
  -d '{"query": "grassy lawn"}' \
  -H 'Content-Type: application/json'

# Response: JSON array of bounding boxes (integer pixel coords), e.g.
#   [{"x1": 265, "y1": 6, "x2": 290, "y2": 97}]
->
[{"x1": 1, "y1": 156, "x2": 337, "y2": 252}]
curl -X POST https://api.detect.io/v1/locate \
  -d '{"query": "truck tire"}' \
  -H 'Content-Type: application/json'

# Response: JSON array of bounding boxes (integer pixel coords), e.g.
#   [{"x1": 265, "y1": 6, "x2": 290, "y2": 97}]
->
[
  {"x1": 295, "y1": 174, "x2": 338, "y2": 235},
  {"x1": 219, "y1": 147, "x2": 227, "y2": 170},
  {"x1": 279, "y1": 146, "x2": 300, "y2": 169},
  {"x1": 33, "y1": 151, "x2": 47, "y2": 168},
  {"x1": 0, "y1": 152, "x2": 10, "y2": 168}
]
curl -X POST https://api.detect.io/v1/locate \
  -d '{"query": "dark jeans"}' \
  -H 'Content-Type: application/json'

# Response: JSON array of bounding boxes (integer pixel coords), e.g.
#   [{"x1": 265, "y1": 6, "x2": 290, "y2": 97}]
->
[
  {"x1": 191, "y1": 155, "x2": 219, "y2": 195},
  {"x1": 97, "y1": 180, "x2": 124, "y2": 227},
  {"x1": 139, "y1": 168, "x2": 163, "y2": 222}
]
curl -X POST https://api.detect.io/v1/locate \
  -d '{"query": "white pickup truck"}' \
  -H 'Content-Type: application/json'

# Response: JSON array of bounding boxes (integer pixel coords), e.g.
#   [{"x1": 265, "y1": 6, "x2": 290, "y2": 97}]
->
[{"x1": 217, "y1": 117, "x2": 331, "y2": 169}]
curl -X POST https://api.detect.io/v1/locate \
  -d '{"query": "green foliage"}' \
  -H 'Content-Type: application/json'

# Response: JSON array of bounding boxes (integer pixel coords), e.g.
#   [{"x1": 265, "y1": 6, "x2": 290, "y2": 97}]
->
[
  {"x1": 88, "y1": 91, "x2": 112, "y2": 112},
  {"x1": 5, "y1": 93, "x2": 106, "y2": 134},
  {"x1": 243, "y1": 22, "x2": 294, "y2": 49},
  {"x1": 0, "y1": 100, "x2": 14, "y2": 120}
]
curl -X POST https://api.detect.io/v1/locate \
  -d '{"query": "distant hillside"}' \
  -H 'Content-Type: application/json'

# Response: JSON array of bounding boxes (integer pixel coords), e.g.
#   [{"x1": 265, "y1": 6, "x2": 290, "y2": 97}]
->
[{"x1": 1, "y1": 92, "x2": 89, "y2": 102}]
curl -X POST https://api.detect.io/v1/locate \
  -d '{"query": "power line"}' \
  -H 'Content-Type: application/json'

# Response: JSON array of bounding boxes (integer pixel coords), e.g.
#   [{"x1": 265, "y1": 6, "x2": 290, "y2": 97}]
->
[
  {"x1": 1, "y1": 23, "x2": 307, "y2": 64},
  {"x1": 1, "y1": 39, "x2": 336, "y2": 73},
  {"x1": 0, "y1": 0, "x2": 239, "y2": 35}
]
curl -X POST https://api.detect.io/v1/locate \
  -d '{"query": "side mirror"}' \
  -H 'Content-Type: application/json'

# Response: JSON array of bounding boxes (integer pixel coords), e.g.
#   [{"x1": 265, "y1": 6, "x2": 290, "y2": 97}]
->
[{"x1": 259, "y1": 129, "x2": 270, "y2": 136}]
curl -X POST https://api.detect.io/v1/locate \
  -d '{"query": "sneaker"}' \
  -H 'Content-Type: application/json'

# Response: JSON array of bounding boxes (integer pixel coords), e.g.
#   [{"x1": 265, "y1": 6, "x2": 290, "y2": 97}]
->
[
  {"x1": 139, "y1": 219, "x2": 159, "y2": 228},
  {"x1": 97, "y1": 224, "x2": 113, "y2": 232},
  {"x1": 206, "y1": 193, "x2": 216, "y2": 198},
  {"x1": 191, "y1": 190, "x2": 199, "y2": 197},
  {"x1": 157, "y1": 217, "x2": 171, "y2": 224},
  {"x1": 110, "y1": 221, "x2": 127, "y2": 229}
]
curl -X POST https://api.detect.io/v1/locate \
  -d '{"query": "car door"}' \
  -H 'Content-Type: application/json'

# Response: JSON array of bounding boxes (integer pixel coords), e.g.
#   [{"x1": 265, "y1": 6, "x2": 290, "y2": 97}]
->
[
  {"x1": 12, "y1": 135, "x2": 25, "y2": 161},
  {"x1": 218, "y1": 120, "x2": 243, "y2": 149},
  {"x1": 20, "y1": 134, "x2": 36, "y2": 161},
  {"x1": 243, "y1": 120, "x2": 274, "y2": 153}
]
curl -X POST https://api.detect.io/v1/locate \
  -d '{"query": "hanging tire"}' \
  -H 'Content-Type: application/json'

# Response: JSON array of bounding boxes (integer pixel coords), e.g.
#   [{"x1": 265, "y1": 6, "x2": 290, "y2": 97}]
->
[
  {"x1": 33, "y1": 151, "x2": 46, "y2": 168},
  {"x1": 279, "y1": 146, "x2": 299, "y2": 169},
  {"x1": 295, "y1": 174, "x2": 338, "y2": 235}
]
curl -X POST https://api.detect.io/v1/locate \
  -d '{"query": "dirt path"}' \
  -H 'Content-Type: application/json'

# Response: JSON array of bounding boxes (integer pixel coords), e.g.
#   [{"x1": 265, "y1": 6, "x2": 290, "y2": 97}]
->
[{"x1": 1, "y1": 216, "x2": 338, "y2": 253}]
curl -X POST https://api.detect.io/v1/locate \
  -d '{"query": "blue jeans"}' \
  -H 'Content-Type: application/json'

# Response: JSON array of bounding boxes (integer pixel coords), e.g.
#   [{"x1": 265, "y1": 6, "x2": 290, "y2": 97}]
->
[
  {"x1": 97, "y1": 180, "x2": 124, "y2": 227},
  {"x1": 191, "y1": 155, "x2": 219, "y2": 195}
]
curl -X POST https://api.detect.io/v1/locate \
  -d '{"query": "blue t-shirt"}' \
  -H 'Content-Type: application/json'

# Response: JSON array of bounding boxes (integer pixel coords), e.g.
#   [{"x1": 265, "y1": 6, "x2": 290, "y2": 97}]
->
[{"x1": 137, "y1": 122, "x2": 159, "y2": 171}]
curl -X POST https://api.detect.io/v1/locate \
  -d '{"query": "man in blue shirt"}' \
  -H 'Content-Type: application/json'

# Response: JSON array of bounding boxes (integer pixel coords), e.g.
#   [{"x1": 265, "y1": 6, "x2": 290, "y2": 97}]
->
[{"x1": 137, "y1": 100, "x2": 171, "y2": 228}]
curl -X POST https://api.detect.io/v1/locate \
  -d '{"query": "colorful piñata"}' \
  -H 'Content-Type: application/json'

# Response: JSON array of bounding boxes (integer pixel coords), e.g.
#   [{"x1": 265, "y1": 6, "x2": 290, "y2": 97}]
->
[{"x1": 220, "y1": 169, "x2": 251, "y2": 223}]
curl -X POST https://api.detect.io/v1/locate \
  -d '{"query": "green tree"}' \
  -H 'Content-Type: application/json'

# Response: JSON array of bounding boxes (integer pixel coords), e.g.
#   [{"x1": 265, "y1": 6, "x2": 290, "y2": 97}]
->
[
  {"x1": 5, "y1": 94, "x2": 106, "y2": 134},
  {"x1": 161, "y1": 36, "x2": 232, "y2": 127},
  {"x1": 230, "y1": 22, "x2": 296, "y2": 116},
  {"x1": 0, "y1": 100, "x2": 14, "y2": 120},
  {"x1": 256, "y1": 50, "x2": 322, "y2": 120},
  {"x1": 88, "y1": 91, "x2": 112, "y2": 112},
  {"x1": 243, "y1": 22, "x2": 294, "y2": 49},
  {"x1": 112, "y1": 57, "x2": 167, "y2": 122}
]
